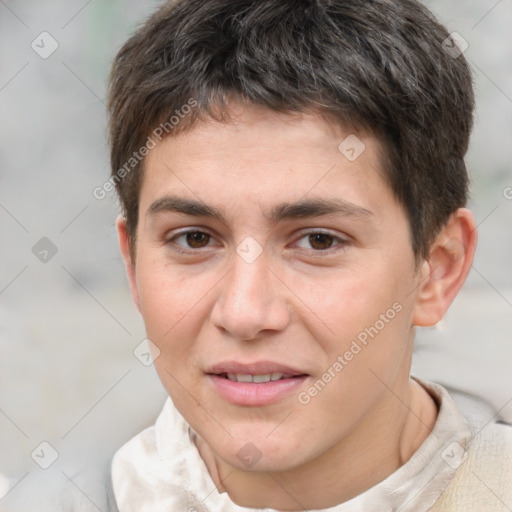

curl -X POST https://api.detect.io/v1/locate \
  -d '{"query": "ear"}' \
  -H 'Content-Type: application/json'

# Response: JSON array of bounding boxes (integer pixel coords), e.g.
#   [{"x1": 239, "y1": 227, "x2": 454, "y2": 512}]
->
[
  {"x1": 116, "y1": 215, "x2": 142, "y2": 313},
  {"x1": 413, "y1": 208, "x2": 477, "y2": 327}
]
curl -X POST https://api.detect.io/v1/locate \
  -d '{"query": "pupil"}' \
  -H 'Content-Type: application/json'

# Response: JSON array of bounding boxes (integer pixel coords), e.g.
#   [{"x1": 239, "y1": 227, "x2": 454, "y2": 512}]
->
[
  {"x1": 187, "y1": 232, "x2": 209, "y2": 248},
  {"x1": 309, "y1": 233, "x2": 333, "y2": 250}
]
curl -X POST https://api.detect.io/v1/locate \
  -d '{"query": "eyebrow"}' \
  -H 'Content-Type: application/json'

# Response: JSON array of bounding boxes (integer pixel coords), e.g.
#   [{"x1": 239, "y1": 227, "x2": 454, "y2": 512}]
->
[{"x1": 147, "y1": 195, "x2": 373, "y2": 223}]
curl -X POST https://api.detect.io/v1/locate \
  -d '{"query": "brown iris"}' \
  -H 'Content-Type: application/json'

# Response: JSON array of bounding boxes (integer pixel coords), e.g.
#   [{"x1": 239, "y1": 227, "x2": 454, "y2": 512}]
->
[
  {"x1": 308, "y1": 233, "x2": 334, "y2": 250},
  {"x1": 186, "y1": 231, "x2": 210, "y2": 248}
]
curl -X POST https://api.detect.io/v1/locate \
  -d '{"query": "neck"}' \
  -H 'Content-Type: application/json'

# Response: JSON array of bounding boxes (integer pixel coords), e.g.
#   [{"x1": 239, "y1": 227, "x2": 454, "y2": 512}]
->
[{"x1": 195, "y1": 377, "x2": 438, "y2": 511}]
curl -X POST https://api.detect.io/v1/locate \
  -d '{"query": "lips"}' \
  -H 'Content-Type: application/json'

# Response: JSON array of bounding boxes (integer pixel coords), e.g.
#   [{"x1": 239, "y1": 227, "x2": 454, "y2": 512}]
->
[{"x1": 206, "y1": 360, "x2": 309, "y2": 406}]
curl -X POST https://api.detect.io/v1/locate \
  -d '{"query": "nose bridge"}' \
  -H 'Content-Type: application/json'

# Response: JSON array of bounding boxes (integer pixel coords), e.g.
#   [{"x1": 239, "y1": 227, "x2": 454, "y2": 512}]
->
[
  {"x1": 228, "y1": 252, "x2": 272, "y2": 315},
  {"x1": 213, "y1": 248, "x2": 288, "y2": 339}
]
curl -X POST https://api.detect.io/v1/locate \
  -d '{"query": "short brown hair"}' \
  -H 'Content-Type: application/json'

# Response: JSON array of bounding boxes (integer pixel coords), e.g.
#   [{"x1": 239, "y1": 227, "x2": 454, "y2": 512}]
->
[{"x1": 107, "y1": 0, "x2": 474, "y2": 261}]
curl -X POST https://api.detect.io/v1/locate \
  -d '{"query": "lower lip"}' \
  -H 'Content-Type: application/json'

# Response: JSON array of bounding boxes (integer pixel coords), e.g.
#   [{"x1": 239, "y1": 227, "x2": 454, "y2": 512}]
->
[{"x1": 208, "y1": 374, "x2": 309, "y2": 406}]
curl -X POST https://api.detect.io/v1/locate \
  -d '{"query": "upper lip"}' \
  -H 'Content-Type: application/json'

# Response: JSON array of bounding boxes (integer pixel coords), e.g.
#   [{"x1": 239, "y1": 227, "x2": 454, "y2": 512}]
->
[{"x1": 207, "y1": 360, "x2": 308, "y2": 376}]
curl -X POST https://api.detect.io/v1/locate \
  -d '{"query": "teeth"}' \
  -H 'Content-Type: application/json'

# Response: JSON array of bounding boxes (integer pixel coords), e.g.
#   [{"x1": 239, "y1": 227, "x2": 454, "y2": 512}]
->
[
  {"x1": 225, "y1": 372, "x2": 288, "y2": 383},
  {"x1": 252, "y1": 374, "x2": 271, "y2": 383}
]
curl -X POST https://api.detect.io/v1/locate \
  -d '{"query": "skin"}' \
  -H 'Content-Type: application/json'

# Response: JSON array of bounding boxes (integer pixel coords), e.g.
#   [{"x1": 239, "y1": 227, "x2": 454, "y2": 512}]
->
[{"x1": 117, "y1": 100, "x2": 477, "y2": 510}]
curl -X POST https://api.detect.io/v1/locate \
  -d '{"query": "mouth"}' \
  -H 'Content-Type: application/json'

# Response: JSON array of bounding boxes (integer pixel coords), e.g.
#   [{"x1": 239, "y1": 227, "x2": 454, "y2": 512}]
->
[
  {"x1": 206, "y1": 361, "x2": 309, "y2": 406},
  {"x1": 213, "y1": 372, "x2": 307, "y2": 383}
]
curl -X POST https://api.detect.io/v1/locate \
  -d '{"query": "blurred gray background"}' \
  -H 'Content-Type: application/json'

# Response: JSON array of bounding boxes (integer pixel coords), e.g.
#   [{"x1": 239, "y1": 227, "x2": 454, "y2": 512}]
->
[{"x1": 0, "y1": 0, "x2": 511, "y2": 498}]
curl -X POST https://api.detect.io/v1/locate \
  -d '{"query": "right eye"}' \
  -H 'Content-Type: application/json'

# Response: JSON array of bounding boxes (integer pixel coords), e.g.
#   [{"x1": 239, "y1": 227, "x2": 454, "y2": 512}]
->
[{"x1": 171, "y1": 230, "x2": 214, "y2": 249}]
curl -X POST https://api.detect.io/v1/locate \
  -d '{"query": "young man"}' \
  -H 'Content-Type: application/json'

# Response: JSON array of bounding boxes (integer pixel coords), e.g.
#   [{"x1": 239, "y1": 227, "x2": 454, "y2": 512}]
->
[
  {"x1": 0, "y1": 2, "x2": 508, "y2": 511},
  {"x1": 95, "y1": 0, "x2": 512, "y2": 510}
]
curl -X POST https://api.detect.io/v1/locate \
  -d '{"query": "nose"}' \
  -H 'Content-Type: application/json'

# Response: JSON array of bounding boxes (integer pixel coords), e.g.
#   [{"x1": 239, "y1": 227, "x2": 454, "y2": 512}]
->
[{"x1": 210, "y1": 249, "x2": 290, "y2": 341}]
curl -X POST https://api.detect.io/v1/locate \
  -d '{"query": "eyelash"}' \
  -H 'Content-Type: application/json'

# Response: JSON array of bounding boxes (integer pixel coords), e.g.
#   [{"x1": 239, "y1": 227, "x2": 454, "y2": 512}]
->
[
  {"x1": 166, "y1": 228, "x2": 349, "y2": 256},
  {"x1": 293, "y1": 229, "x2": 349, "y2": 256},
  {"x1": 167, "y1": 228, "x2": 218, "y2": 254}
]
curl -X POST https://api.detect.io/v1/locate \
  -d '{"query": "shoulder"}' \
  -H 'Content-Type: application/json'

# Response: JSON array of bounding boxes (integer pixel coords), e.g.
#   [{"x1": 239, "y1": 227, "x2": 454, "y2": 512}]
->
[{"x1": 431, "y1": 387, "x2": 512, "y2": 511}]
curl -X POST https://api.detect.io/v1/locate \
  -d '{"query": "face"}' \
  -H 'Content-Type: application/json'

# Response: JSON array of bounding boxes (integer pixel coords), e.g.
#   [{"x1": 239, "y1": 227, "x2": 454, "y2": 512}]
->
[{"x1": 121, "y1": 102, "x2": 424, "y2": 473}]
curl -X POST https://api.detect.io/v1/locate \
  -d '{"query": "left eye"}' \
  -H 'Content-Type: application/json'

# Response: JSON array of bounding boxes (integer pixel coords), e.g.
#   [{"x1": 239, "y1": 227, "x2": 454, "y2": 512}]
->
[
  {"x1": 172, "y1": 230, "x2": 215, "y2": 249},
  {"x1": 295, "y1": 232, "x2": 345, "y2": 251}
]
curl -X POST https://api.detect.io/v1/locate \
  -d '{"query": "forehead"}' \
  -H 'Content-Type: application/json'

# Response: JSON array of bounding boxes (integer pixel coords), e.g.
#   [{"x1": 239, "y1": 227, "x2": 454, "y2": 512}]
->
[
  {"x1": 149, "y1": 103, "x2": 379, "y2": 169},
  {"x1": 139, "y1": 102, "x2": 397, "y2": 223}
]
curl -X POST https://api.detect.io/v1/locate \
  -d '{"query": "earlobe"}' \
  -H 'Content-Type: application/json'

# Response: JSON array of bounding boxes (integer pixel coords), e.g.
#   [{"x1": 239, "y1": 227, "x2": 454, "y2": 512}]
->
[
  {"x1": 116, "y1": 215, "x2": 142, "y2": 313},
  {"x1": 412, "y1": 208, "x2": 477, "y2": 327}
]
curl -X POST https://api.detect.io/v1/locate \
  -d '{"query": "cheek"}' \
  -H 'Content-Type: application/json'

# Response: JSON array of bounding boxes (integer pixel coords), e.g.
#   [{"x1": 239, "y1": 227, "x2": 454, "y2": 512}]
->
[
  {"x1": 296, "y1": 258, "x2": 415, "y2": 395},
  {"x1": 136, "y1": 256, "x2": 212, "y2": 336},
  {"x1": 291, "y1": 264, "x2": 405, "y2": 344},
  {"x1": 135, "y1": 257, "x2": 221, "y2": 377}
]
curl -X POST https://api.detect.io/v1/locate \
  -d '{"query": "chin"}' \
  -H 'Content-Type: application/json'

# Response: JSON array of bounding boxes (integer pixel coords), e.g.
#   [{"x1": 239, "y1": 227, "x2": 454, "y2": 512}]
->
[{"x1": 213, "y1": 431, "x2": 311, "y2": 473}]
